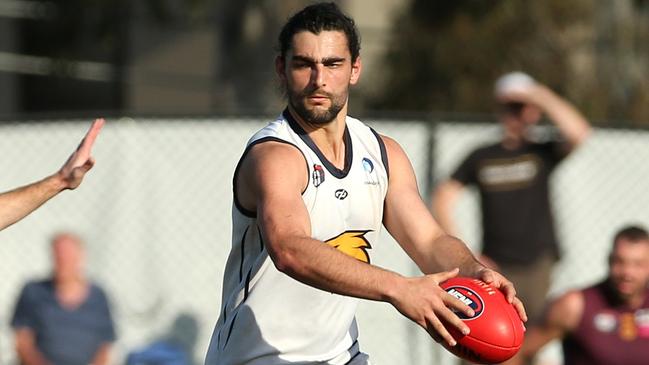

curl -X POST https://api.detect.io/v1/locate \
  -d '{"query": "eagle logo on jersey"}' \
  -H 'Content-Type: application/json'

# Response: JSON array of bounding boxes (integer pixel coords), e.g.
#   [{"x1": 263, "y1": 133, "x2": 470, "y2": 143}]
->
[{"x1": 325, "y1": 230, "x2": 373, "y2": 263}]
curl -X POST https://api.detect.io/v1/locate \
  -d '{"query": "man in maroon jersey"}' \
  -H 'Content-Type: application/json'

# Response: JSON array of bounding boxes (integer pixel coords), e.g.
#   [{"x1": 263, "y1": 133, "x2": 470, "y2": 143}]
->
[{"x1": 505, "y1": 225, "x2": 649, "y2": 365}]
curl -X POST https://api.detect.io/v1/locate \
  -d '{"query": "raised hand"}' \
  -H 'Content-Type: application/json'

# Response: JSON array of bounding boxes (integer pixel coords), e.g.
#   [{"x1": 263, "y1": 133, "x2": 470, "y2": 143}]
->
[{"x1": 57, "y1": 118, "x2": 105, "y2": 189}]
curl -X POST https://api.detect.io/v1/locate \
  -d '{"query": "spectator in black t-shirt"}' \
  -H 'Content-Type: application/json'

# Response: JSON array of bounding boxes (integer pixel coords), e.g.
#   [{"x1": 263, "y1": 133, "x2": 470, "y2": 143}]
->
[{"x1": 432, "y1": 72, "x2": 591, "y2": 327}]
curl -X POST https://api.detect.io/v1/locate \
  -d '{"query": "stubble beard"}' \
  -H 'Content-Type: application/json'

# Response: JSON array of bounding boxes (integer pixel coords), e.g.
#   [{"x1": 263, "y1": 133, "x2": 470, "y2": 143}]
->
[{"x1": 289, "y1": 89, "x2": 347, "y2": 125}]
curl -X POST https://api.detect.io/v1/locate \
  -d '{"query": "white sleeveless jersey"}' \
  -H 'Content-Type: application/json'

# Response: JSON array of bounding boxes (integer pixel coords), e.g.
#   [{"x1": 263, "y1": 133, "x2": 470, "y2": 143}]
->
[{"x1": 205, "y1": 110, "x2": 389, "y2": 365}]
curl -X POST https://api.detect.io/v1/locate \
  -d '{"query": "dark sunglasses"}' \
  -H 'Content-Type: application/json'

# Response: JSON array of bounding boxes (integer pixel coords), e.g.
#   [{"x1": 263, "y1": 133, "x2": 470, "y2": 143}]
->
[{"x1": 499, "y1": 102, "x2": 526, "y2": 115}]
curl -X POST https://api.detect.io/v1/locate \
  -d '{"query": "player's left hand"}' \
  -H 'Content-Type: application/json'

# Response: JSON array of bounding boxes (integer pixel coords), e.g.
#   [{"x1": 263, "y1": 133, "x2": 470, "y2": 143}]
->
[{"x1": 476, "y1": 267, "x2": 528, "y2": 323}]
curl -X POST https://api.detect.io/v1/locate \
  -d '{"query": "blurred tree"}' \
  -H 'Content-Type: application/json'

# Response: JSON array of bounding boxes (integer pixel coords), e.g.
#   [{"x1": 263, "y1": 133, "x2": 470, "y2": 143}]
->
[
  {"x1": 127, "y1": 0, "x2": 309, "y2": 114},
  {"x1": 211, "y1": 0, "x2": 310, "y2": 113},
  {"x1": 372, "y1": 0, "x2": 649, "y2": 125}
]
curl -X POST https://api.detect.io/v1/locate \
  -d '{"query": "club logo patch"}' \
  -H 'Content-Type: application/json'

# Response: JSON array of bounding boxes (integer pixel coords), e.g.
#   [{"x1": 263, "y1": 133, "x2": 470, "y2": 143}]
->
[
  {"x1": 312, "y1": 164, "x2": 325, "y2": 187},
  {"x1": 362, "y1": 157, "x2": 374, "y2": 172},
  {"x1": 635, "y1": 309, "x2": 649, "y2": 338},
  {"x1": 619, "y1": 312, "x2": 638, "y2": 341},
  {"x1": 594, "y1": 312, "x2": 617, "y2": 333},
  {"x1": 445, "y1": 286, "x2": 484, "y2": 320},
  {"x1": 362, "y1": 157, "x2": 378, "y2": 185},
  {"x1": 334, "y1": 189, "x2": 348, "y2": 200}
]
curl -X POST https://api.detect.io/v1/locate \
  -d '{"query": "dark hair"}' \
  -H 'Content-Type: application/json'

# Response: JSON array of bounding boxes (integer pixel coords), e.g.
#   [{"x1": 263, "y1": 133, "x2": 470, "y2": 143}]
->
[
  {"x1": 278, "y1": 2, "x2": 361, "y2": 62},
  {"x1": 613, "y1": 225, "x2": 649, "y2": 244}
]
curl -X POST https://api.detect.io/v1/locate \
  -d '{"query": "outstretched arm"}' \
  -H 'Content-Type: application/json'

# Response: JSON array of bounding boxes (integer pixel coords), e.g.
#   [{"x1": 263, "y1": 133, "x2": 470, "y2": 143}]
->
[
  {"x1": 431, "y1": 179, "x2": 464, "y2": 237},
  {"x1": 380, "y1": 135, "x2": 527, "y2": 328},
  {"x1": 0, "y1": 118, "x2": 104, "y2": 230},
  {"x1": 503, "y1": 290, "x2": 583, "y2": 365},
  {"x1": 383, "y1": 137, "x2": 478, "y2": 276},
  {"x1": 433, "y1": 180, "x2": 501, "y2": 270}
]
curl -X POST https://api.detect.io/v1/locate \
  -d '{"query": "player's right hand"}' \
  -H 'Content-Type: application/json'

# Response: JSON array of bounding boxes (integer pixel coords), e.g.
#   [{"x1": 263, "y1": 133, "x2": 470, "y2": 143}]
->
[{"x1": 389, "y1": 268, "x2": 474, "y2": 347}]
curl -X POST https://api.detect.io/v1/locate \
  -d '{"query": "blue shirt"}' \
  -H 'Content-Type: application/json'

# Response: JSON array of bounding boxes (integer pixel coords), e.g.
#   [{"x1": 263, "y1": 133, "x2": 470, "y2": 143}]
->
[{"x1": 11, "y1": 279, "x2": 116, "y2": 365}]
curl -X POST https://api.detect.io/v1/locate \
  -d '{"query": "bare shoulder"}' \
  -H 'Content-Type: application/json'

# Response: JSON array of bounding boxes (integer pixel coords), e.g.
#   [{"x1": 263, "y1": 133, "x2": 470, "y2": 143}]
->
[
  {"x1": 553, "y1": 289, "x2": 585, "y2": 313},
  {"x1": 547, "y1": 289, "x2": 584, "y2": 331},
  {"x1": 376, "y1": 134, "x2": 403, "y2": 154},
  {"x1": 237, "y1": 141, "x2": 308, "y2": 210},
  {"x1": 375, "y1": 134, "x2": 412, "y2": 172},
  {"x1": 242, "y1": 140, "x2": 307, "y2": 177},
  {"x1": 247, "y1": 140, "x2": 305, "y2": 163}
]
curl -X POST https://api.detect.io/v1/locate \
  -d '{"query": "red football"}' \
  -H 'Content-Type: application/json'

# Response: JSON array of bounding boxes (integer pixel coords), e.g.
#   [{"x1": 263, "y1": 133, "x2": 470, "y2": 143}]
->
[{"x1": 440, "y1": 277, "x2": 525, "y2": 364}]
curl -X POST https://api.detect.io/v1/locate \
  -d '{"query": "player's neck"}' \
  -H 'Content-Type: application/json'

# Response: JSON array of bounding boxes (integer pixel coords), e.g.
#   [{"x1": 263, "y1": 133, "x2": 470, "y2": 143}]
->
[{"x1": 288, "y1": 105, "x2": 348, "y2": 169}]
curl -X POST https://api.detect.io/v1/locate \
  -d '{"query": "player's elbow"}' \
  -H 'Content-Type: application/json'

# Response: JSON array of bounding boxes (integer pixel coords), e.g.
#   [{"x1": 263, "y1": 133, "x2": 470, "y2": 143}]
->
[
  {"x1": 575, "y1": 125, "x2": 592, "y2": 146},
  {"x1": 267, "y1": 244, "x2": 301, "y2": 275},
  {"x1": 271, "y1": 253, "x2": 295, "y2": 274},
  {"x1": 567, "y1": 121, "x2": 592, "y2": 149}
]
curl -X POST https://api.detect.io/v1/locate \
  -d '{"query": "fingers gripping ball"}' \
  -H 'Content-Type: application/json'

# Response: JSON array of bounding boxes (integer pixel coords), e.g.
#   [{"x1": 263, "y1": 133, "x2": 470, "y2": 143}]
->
[{"x1": 440, "y1": 277, "x2": 525, "y2": 364}]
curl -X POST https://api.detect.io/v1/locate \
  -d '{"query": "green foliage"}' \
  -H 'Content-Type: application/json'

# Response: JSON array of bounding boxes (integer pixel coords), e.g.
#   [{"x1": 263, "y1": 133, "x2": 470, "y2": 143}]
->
[{"x1": 373, "y1": 0, "x2": 649, "y2": 125}]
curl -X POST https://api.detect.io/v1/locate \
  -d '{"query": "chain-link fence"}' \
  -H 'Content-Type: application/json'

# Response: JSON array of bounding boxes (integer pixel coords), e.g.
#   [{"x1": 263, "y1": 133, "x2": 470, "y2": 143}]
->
[{"x1": 1, "y1": 117, "x2": 648, "y2": 365}]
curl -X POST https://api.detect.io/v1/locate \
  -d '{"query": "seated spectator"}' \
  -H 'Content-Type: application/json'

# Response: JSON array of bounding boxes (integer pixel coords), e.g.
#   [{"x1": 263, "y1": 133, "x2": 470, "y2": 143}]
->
[
  {"x1": 504, "y1": 225, "x2": 649, "y2": 365},
  {"x1": 11, "y1": 231, "x2": 116, "y2": 365}
]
